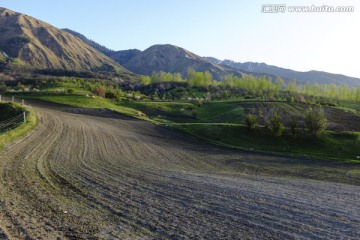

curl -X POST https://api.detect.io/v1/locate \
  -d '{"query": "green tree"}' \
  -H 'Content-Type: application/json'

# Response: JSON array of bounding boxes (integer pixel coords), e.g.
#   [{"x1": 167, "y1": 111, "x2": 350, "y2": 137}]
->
[
  {"x1": 173, "y1": 73, "x2": 183, "y2": 82},
  {"x1": 286, "y1": 113, "x2": 301, "y2": 139},
  {"x1": 305, "y1": 107, "x2": 327, "y2": 139},
  {"x1": 269, "y1": 114, "x2": 285, "y2": 138},
  {"x1": 140, "y1": 75, "x2": 151, "y2": 85},
  {"x1": 93, "y1": 85, "x2": 106, "y2": 97},
  {"x1": 150, "y1": 71, "x2": 160, "y2": 83},
  {"x1": 356, "y1": 86, "x2": 360, "y2": 102},
  {"x1": 245, "y1": 113, "x2": 258, "y2": 131},
  {"x1": 275, "y1": 77, "x2": 284, "y2": 91},
  {"x1": 286, "y1": 79, "x2": 297, "y2": 92},
  {"x1": 66, "y1": 88, "x2": 75, "y2": 94}
]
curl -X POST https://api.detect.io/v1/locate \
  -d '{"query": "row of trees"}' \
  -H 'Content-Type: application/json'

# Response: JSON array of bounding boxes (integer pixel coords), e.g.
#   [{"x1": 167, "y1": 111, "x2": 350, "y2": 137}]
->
[
  {"x1": 139, "y1": 69, "x2": 360, "y2": 102},
  {"x1": 2, "y1": 69, "x2": 359, "y2": 103},
  {"x1": 245, "y1": 107, "x2": 328, "y2": 139}
]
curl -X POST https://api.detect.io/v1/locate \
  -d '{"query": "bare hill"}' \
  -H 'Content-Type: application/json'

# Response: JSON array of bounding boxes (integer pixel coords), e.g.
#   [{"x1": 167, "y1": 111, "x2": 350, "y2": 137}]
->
[
  {"x1": 0, "y1": 8, "x2": 128, "y2": 74},
  {"x1": 122, "y1": 44, "x2": 247, "y2": 79}
]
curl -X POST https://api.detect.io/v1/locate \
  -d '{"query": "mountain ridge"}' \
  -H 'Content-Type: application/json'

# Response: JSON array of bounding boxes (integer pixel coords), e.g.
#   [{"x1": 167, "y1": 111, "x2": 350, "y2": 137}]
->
[
  {"x1": 64, "y1": 27, "x2": 359, "y2": 87},
  {"x1": 114, "y1": 44, "x2": 248, "y2": 80},
  {"x1": 62, "y1": 28, "x2": 115, "y2": 57},
  {"x1": 206, "y1": 57, "x2": 360, "y2": 87},
  {"x1": 0, "y1": 7, "x2": 129, "y2": 75}
]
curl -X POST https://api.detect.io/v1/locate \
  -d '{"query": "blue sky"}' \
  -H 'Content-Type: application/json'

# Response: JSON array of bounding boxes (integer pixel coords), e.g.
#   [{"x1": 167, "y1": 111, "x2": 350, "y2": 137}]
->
[{"x1": 1, "y1": 0, "x2": 360, "y2": 78}]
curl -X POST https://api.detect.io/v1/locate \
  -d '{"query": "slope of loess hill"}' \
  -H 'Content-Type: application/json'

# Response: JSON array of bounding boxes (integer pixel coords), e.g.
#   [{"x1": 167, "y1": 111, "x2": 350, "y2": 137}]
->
[
  {"x1": 123, "y1": 44, "x2": 246, "y2": 79},
  {"x1": 0, "y1": 8, "x2": 128, "y2": 73}
]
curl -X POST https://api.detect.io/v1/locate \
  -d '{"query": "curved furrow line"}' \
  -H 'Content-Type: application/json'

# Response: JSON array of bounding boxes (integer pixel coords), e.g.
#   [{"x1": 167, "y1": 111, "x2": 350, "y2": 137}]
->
[{"x1": 0, "y1": 104, "x2": 359, "y2": 239}]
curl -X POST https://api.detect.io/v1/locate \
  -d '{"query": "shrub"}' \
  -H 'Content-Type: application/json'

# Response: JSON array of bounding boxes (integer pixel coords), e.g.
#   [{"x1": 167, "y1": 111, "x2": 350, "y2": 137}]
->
[
  {"x1": 66, "y1": 88, "x2": 75, "y2": 94},
  {"x1": 93, "y1": 85, "x2": 106, "y2": 97},
  {"x1": 305, "y1": 107, "x2": 328, "y2": 139},
  {"x1": 245, "y1": 114, "x2": 258, "y2": 131},
  {"x1": 270, "y1": 114, "x2": 285, "y2": 138},
  {"x1": 191, "y1": 110, "x2": 198, "y2": 119}
]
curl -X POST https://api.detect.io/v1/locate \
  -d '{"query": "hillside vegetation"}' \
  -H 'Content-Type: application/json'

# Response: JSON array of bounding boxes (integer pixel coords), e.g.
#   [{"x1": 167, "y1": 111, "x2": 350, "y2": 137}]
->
[
  {"x1": 5, "y1": 76, "x2": 360, "y2": 163},
  {"x1": 206, "y1": 57, "x2": 360, "y2": 87}
]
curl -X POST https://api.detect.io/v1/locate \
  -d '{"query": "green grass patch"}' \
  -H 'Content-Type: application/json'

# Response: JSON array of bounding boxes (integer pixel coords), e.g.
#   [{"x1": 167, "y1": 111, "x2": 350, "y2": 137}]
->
[
  {"x1": 39, "y1": 81, "x2": 90, "y2": 95},
  {"x1": 173, "y1": 123, "x2": 360, "y2": 162},
  {"x1": 339, "y1": 101, "x2": 360, "y2": 112},
  {"x1": 0, "y1": 103, "x2": 38, "y2": 149},
  {"x1": 122, "y1": 101, "x2": 247, "y2": 123},
  {"x1": 122, "y1": 101, "x2": 195, "y2": 123},
  {"x1": 0, "y1": 102, "x2": 24, "y2": 121},
  {"x1": 20, "y1": 95, "x2": 144, "y2": 119},
  {"x1": 196, "y1": 101, "x2": 245, "y2": 123}
]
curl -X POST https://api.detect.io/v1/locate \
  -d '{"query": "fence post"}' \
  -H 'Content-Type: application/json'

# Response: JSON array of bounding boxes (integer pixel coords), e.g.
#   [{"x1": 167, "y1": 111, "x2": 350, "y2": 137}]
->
[
  {"x1": 23, "y1": 112, "x2": 26, "y2": 123},
  {"x1": 0, "y1": 95, "x2": 1, "y2": 102},
  {"x1": 12, "y1": 96, "x2": 14, "y2": 102},
  {"x1": 21, "y1": 99, "x2": 24, "y2": 106}
]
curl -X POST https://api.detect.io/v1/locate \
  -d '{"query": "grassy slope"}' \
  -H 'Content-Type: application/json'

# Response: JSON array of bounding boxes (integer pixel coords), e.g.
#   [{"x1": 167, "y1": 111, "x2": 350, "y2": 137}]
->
[
  {"x1": 21, "y1": 95, "x2": 146, "y2": 120},
  {"x1": 16, "y1": 88, "x2": 360, "y2": 163},
  {"x1": 0, "y1": 102, "x2": 23, "y2": 120},
  {"x1": 124, "y1": 100, "x2": 360, "y2": 162},
  {"x1": 0, "y1": 102, "x2": 37, "y2": 149},
  {"x1": 339, "y1": 101, "x2": 360, "y2": 112},
  {"x1": 12, "y1": 93, "x2": 360, "y2": 184},
  {"x1": 38, "y1": 82, "x2": 90, "y2": 95},
  {"x1": 175, "y1": 124, "x2": 360, "y2": 162}
]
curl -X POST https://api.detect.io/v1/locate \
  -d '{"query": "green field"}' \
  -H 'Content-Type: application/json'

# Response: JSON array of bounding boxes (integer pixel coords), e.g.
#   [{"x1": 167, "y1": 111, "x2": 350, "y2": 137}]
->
[
  {"x1": 123, "y1": 100, "x2": 360, "y2": 162},
  {"x1": 14, "y1": 92, "x2": 360, "y2": 163},
  {"x1": 20, "y1": 95, "x2": 144, "y2": 119},
  {"x1": 37, "y1": 81, "x2": 90, "y2": 95},
  {"x1": 175, "y1": 124, "x2": 360, "y2": 162}
]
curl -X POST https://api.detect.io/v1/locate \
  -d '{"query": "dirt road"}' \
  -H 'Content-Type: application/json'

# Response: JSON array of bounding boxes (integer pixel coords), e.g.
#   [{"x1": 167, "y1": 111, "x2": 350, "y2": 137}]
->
[{"x1": 0, "y1": 102, "x2": 359, "y2": 239}]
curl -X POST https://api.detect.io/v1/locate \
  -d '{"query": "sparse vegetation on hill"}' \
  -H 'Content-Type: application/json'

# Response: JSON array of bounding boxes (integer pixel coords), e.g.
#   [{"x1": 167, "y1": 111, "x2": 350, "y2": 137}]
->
[
  {"x1": 117, "y1": 44, "x2": 247, "y2": 80},
  {"x1": 0, "y1": 8, "x2": 129, "y2": 75},
  {"x1": 206, "y1": 57, "x2": 360, "y2": 87},
  {"x1": 62, "y1": 28, "x2": 115, "y2": 56}
]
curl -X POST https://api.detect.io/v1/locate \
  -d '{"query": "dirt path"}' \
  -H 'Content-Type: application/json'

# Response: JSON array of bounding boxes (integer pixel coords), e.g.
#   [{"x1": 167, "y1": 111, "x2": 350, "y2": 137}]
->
[{"x1": 0, "y1": 102, "x2": 359, "y2": 239}]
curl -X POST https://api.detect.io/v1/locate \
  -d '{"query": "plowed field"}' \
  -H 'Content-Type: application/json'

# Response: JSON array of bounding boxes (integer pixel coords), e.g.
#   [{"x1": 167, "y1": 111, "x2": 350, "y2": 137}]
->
[{"x1": 0, "y1": 101, "x2": 359, "y2": 239}]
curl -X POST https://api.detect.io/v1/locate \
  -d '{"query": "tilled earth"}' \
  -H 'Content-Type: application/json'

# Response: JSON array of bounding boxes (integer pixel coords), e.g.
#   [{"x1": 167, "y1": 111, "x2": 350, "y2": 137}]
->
[{"x1": 0, "y1": 101, "x2": 359, "y2": 239}]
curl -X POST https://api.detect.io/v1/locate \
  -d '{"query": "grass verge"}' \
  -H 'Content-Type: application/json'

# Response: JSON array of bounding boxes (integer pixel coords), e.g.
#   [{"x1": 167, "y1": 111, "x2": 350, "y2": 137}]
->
[{"x1": 0, "y1": 103, "x2": 38, "y2": 150}]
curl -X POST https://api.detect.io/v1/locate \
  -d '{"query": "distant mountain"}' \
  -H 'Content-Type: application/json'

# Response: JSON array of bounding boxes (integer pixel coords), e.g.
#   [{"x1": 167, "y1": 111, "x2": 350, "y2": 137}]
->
[
  {"x1": 61, "y1": 29, "x2": 284, "y2": 81},
  {"x1": 62, "y1": 28, "x2": 115, "y2": 57},
  {"x1": 110, "y1": 49, "x2": 142, "y2": 66},
  {"x1": 63, "y1": 29, "x2": 142, "y2": 67},
  {"x1": 206, "y1": 58, "x2": 360, "y2": 87},
  {"x1": 118, "y1": 44, "x2": 248, "y2": 79},
  {"x1": 0, "y1": 8, "x2": 129, "y2": 74}
]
